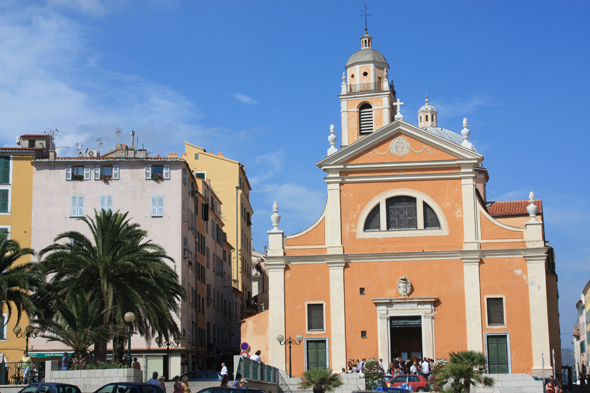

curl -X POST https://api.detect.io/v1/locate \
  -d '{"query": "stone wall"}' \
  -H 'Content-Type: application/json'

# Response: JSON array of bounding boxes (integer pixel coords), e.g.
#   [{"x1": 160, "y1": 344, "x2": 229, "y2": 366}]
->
[
  {"x1": 45, "y1": 361, "x2": 143, "y2": 393},
  {"x1": 281, "y1": 372, "x2": 364, "y2": 393},
  {"x1": 471, "y1": 373, "x2": 544, "y2": 393}
]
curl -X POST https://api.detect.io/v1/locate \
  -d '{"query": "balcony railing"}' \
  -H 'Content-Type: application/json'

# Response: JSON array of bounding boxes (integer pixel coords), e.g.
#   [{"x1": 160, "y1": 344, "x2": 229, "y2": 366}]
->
[{"x1": 347, "y1": 81, "x2": 394, "y2": 93}]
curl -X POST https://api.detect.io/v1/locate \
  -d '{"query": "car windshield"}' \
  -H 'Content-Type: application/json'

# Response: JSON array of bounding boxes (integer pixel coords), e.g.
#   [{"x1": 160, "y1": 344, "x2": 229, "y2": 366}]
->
[
  {"x1": 140, "y1": 386, "x2": 163, "y2": 393},
  {"x1": 58, "y1": 386, "x2": 81, "y2": 393}
]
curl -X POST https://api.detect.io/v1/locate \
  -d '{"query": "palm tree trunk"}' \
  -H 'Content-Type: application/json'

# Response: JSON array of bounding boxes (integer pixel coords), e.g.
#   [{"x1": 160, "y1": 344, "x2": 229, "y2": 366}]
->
[
  {"x1": 95, "y1": 340, "x2": 108, "y2": 363},
  {"x1": 464, "y1": 381, "x2": 471, "y2": 393}
]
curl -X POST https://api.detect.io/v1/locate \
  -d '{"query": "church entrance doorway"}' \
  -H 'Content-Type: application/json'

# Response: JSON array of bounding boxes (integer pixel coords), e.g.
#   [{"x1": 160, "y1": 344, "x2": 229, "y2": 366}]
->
[{"x1": 390, "y1": 316, "x2": 422, "y2": 361}]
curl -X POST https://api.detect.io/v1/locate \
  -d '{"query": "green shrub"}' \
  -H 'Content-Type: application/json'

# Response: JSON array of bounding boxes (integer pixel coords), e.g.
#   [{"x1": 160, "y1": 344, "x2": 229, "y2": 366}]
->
[{"x1": 72, "y1": 361, "x2": 127, "y2": 370}]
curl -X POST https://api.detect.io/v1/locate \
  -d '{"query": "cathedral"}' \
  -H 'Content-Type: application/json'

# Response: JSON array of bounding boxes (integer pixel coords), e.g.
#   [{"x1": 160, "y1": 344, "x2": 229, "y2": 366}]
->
[{"x1": 242, "y1": 29, "x2": 560, "y2": 380}]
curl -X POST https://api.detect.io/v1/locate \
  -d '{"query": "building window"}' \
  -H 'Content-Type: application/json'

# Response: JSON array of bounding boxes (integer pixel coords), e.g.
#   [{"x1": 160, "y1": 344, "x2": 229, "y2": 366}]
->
[
  {"x1": 195, "y1": 172, "x2": 206, "y2": 180},
  {"x1": 487, "y1": 298, "x2": 505, "y2": 327},
  {"x1": 73, "y1": 166, "x2": 84, "y2": 180},
  {"x1": 194, "y1": 154, "x2": 199, "y2": 160},
  {"x1": 361, "y1": 331, "x2": 367, "y2": 338},
  {"x1": 150, "y1": 195, "x2": 164, "y2": 217},
  {"x1": 360, "y1": 288, "x2": 365, "y2": 295},
  {"x1": 0, "y1": 226, "x2": 10, "y2": 240},
  {"x1": 99, "y1": 195, "x2": 113, "y2": 212},
  {"x1": 359, "y1": 103, "x2": 373, "y2": 134},
  {"x1": 363, "y1": 204, "x2": 380, "y2": 231},
  {"x1": 0, "y1": 189, "x2": 9, "y2": 213},
  {"x1": 70, "y1": 195, "x2": 85, "y2": 217},
  {"x1": 307, "y1": 304, "x2": 324, "y2": 332},
  {"x1": 387, "y1": 196, "x2": 417, "y2": 230},
  {"x1": 145, "y1": 164, "x2": 170, "y2": 180},
  {"x1": 0, "y1": 157, "x2": 10, "y2": 184},
  {"x1": 424, "y1": 202, "x2": 440, "y2": 228}
]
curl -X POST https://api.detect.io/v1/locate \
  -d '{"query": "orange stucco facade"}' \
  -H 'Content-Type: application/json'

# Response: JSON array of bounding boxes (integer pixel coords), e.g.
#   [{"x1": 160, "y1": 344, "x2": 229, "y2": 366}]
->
[{"x1": 242, "y1": 31, "x2": 560, "y2": 381}]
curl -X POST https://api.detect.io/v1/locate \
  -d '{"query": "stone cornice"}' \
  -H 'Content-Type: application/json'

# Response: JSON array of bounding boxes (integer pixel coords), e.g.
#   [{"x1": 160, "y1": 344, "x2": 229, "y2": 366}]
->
[
  {"x1": 265, "y1": 247, "x2": 549, "y2": 265},
  {"x1": 320, "y1": 159, "x2": 479, "y2": 172},
  {"x1": 373, "y1": 296, "x2": 439, "y2": 304}
]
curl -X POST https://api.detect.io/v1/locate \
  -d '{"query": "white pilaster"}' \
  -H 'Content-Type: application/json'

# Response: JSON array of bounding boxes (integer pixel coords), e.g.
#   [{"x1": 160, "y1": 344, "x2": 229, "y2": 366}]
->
[
  {"x1": 325, "y1": 177, "x2": 343, "y2": 254},
  {"x1": 267, "y1": 261, "x2": 287, "y2": 369},
  {"x1": 382, "y1": 96, "x2": 390, "y2": 127},
  {"x1": 377, "y1": 311, "x2": 389, "y2": 365},
  {"x1": 328, "y1": 261, "x2": 347, "y2": 372},
  {"x1": 525, "y1": 254, "x2": 553, "y2": 377},
  {"x1": 460, "y1": 167, "x2": 479, "y2": 250},
  {"x1": 340, "y1": 100, "x2": 349, "y2": 146},
  {"x1": 422, "y1": 313, "x2": 435, "y2": 359},
  {"x1": 462, "y1": 257, "x2": 483, "y2": 352}
]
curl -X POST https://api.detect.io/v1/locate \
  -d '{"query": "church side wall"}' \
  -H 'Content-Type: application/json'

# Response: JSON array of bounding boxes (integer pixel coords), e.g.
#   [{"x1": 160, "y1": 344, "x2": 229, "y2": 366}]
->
[
  {"x1": 284, "y1": 263, "x2": 331, "y2": 376},
  {"x1": 343, "y1": 259, "x2": 467, "y2": 362},
  {"x1": 339, "y1": 179, "x2": 464, "y2": 254},
  {"x1": 479, "y1": 212, "x2": 525, "y2": 240},
  {"x1": 285, "y1": 218, "x2": 325, "y2": 246},
  {"x1": 479, "y1": 257, "x2": 533, "y2": 374},
  {"x1": 546, "y1": 273, "x2": 562, "y2": 377}
]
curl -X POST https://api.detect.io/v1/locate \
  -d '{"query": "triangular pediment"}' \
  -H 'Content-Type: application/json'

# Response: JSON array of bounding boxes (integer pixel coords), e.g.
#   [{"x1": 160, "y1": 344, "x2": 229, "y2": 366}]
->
[{"x1": 317, "y1": 120, "x2": 482, "y2": 168}]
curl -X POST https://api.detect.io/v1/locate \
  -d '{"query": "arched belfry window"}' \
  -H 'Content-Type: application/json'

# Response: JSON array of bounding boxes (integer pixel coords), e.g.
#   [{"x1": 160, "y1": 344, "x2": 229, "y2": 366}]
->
[
  {"x1": 358, "y1": 189, "x2": 447, "y2": 238},
  {"x1": 359, "y1": 103, "x2": 373, "y2": 134}
]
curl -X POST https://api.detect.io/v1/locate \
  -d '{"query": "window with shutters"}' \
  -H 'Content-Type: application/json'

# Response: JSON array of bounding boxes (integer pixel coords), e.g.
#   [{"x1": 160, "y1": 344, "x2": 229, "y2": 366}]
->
[
  {"x1": 0, "y1": 227, "x2": 9, "y2": 241},
  {"x1": 0, "y1": 157, "x2": 10, "y2": 184},
  {"x1": 0, "y1": 189, "x2": 10, "y2": 213},
  {"x1": 486, "y1": 297, "x2": 506, "y2": 327},
  {"x1": 359, "y1": 103, "x2": 374, "y2": 134},
  {"x1": 70, "y1": 195, "x2": 85, "y2": 217},
  {"x1": 359, "y1": 190, "x2": 446, "y2": 238},
  {"x1": 150, "y1": 195, "x2": 164, "y2": 217},
  {"x1": 99, "y1": 195, "x2": 113, "y2": 212},
  {"x1": 195, "y1": 172, "x2": 205, "y2": 180},
  {"x1": 307, "y1": 303, "x2": 325, "y2": 332},
  {"x1": 72, "y1": 166, "x2": 84, "y2": 181}
]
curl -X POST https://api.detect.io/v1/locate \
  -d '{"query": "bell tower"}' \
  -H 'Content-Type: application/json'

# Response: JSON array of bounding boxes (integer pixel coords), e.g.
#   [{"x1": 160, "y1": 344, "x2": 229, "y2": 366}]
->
[{"x1": 339, "y1": 29, "x2": 397, "y2": 146}]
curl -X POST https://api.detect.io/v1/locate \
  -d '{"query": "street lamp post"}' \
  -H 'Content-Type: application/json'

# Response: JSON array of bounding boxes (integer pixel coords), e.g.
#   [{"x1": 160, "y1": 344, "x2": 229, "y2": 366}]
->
[
  {"x1": 13, "y1": 325, "x2": 40, "y2": 351},
  {"x1": 156, "y1": 335, "x2": 182, "y2": 381},
  {"x1": 124, "y1": 312, "x2": 136, "y2": 368},
  {"x1": 277, "y1": 334, "x2": 303, "y2": 378}
]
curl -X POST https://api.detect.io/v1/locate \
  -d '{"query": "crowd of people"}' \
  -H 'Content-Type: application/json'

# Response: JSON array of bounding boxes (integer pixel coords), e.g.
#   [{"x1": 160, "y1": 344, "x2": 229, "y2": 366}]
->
[{"x1": 343, "y1": 357, "x2": 433, "y2": 378}]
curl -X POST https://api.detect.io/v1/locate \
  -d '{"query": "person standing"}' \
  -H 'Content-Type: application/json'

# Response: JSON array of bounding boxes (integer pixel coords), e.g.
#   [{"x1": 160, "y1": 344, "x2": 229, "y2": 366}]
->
[
  {"x1": 220, "y1": 376, "x2": 229, "y2": 387},
  {"x1": 233, "y1": 374, "x2": 242, "y2": 387},
  {"x1": 132, "y1": 358, "x2": 141, "y2": 371},
  {"x1": 61, "y1": 352, "x2": 70, "y2": 371},
  {"x1": 182, "y1": 376, "x2": 191, "y2": 393},
  {"x1": 21, "y1": 351, "x2": 32, "y2": 383},
  {"x1": 173, "y1": 376, "x2": 183, "y2": 393},
  {"x1": 159, "y1": 376, "x2": 167, "y2": 393},
  {"x1": 421, "y1": 358, "x2": 430, "y2": 378},
  {"x1": 220, "y1": 363, "x2": 228, "y2": 377},
  {"x1": 250, "y1": 350, "x2": 262, "y2": 363},
  {"x1": 148, "y1": 372, "x2": 160, "y2": 385}
]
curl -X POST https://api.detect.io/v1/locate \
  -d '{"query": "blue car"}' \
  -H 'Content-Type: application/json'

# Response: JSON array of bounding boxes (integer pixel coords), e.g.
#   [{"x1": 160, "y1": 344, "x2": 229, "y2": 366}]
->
[
  {"x1": 19, "y1": 383, "x2": 81, "y2": 393},
  {"x1": 94, "y1": 383, "x2": 165, "y2": 393}
]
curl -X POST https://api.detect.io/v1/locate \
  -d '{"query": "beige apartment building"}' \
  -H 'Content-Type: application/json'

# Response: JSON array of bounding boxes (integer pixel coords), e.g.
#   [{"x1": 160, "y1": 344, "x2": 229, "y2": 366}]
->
[{"x1": 184, "y1": 143, "x2": 254, "y2": 311}]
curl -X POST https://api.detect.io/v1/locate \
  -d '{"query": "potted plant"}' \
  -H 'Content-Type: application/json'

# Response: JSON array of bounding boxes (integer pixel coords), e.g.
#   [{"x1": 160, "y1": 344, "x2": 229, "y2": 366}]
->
[
  {"x1": 100, "y1": 174, "x2": 112, "y2": 183},
  {"x1": 152, "y1": 173, "x2": 164, "y2": 181},
  {"x1": 72, "y1": 174, "x2": 84, "y2": 181},
  {"x1": 299, "y1": 369, "x2": 342, "y2": 393}
]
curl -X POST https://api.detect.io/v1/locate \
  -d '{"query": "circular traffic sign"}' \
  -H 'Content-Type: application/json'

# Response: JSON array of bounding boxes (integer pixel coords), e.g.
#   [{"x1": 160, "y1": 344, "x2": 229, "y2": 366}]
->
[
  {"x1": 240, "y1": 342, "x2": 250, "y2": 351},
  {"x1": 240, "y1": 350, "x2": 250, "y2": 358}
]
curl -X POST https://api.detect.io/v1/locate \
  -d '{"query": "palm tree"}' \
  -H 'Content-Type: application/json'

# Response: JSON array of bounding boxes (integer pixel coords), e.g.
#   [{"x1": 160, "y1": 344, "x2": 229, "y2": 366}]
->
[
  {"x1": 0, "y1": 231, "x2": 43, "y2": 326},
  {"x1": 438, "y1": 351, "x2": 494, "y2": 393},
  {"x1": 39, "y1": 209, "x2": 186, "y2": 362},
  {"x1": 299, "y1": 369, "x2": 343, "y2": 393},
  {"x1": 37, "y1": 294, "x2": 113, "y2": 367}
]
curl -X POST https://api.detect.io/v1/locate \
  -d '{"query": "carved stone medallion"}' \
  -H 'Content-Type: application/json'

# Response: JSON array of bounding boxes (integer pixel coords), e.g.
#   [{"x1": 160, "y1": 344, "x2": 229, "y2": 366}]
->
[{"x1": 397, "y1": 276, "x2": 411, "y2": 297}]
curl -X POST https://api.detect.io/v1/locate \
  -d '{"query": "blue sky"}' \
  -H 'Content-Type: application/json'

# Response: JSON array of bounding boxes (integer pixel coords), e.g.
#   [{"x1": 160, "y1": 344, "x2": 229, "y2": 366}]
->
[{"x1": 1, "y1": 0, "x2": 589, "y2": 351}]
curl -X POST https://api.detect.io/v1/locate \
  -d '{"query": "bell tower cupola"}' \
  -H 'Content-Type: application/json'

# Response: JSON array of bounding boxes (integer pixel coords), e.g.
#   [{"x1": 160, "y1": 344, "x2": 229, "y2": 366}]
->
[
  {"x1": 339, "y1": 29, "x2": 397, "y2": 146},
  {"x1": 418, "y1": 94, "x2": 438, "y2": 128}
]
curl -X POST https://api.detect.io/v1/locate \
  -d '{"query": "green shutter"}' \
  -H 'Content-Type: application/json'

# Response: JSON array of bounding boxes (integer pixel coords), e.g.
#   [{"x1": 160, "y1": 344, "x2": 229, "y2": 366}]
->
[
  {"x1": 0, "y1": 315, "x2": 4, "y2": 340},
  {"x1": 0, "y1": 190, "x2": 8, "y2": 213},
  {"x1": 0, "y1": 157, "x2": 9, "y2": 184},
  {"x1": 317, "y1": 340, "x2": 327, "y2": 369},
  {"x1": 307, "y1": 340, "x2": 327, "y2": 370}
]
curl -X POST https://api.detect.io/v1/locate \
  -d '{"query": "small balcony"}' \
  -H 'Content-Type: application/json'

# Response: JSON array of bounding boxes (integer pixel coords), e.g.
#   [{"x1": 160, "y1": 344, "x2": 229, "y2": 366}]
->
[{"x1": 347, "y1": 81, "x2": 395, "y2": 93}]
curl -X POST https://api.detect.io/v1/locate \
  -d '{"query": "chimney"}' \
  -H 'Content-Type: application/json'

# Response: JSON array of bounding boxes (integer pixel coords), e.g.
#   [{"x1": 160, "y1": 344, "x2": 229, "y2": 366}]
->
[
  {"x1": 217, "y1": 152, "x2": 223, "y2": 157},
  {"x1": 130, "y1": 131, "x2": 135, "y2": 149},
  {"x1": 182, "y1": 153, "x2": 188, "y2": 159},
  {"x1": 169, "y1": 153, "x2": 178, "y2": 158},
  {"x1": 137, "y1": 149, "x2": 147, "y2": 159}
]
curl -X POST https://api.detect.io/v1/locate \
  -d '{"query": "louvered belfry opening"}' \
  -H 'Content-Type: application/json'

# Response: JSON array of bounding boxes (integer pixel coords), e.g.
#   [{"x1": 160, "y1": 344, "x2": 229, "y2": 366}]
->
[{"x1": 359, "y1": 103, "x2": 374, "y2": 134}]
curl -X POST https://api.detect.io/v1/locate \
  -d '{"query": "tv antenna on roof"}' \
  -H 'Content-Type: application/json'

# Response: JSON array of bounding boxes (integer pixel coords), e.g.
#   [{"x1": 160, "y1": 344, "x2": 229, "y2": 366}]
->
[
  {"x1": 115, "y1": 128, "x2": 121, "y2": 144},
  {"x1": 85, "y1": 137, "x2": 112, "y2": 153}
]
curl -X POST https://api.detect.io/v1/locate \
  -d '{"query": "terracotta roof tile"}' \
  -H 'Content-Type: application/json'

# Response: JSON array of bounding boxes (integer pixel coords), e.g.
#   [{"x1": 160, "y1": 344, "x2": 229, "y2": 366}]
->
[
  {"x1": 0, "y1": 147, "x2": 40, "y2": 151},
  {"x1": 20, "y1": 134, "x2": 49, "y2": 138},
  {"x1": 487, "y1": 200, "x2": 543, "y2": 216}
]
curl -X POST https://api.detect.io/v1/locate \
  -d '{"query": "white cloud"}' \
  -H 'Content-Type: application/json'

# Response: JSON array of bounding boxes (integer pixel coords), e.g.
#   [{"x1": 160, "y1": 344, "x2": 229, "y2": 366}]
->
[
  {"x1": 432, "y1": 95, "x2": 497, "y2": 119},
  {"x1": 233, "y1": 93, "x2": 259, "y2": 105},
  {"x1": 46, "y1": 0, "x2": 107, "y2": 16},
  {"x1": 249, "y1": 149, "x2": 285, "y2": 185},
  {"x1": 0, "y1": 5, "x2": 210, "y2": 157}
]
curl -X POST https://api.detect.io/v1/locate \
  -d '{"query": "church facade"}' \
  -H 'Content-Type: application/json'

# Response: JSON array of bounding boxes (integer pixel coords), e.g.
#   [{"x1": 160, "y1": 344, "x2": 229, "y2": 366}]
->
[{"x1": 244, "y1": 30, "x2": 560, "y2": 379}]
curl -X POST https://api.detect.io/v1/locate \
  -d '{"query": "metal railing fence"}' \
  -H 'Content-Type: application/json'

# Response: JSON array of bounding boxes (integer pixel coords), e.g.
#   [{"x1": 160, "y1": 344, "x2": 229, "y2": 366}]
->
[{"x1": 0, "y1": 361, "x2": 45, "y2": 385}]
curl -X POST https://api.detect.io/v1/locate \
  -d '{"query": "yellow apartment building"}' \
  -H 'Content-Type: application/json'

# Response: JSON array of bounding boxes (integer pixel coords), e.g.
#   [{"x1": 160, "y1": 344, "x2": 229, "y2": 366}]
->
[
  {"x1": 184, "y1": 143, "x2": 254, "y2": 311},
  {"x1": 0, "y1": 134, "x2": 51, "y2": 363}
]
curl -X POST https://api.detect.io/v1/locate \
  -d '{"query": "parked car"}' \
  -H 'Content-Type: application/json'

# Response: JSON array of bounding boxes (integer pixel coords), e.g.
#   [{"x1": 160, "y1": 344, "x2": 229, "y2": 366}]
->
[
  {"x1": 196, "y1": 388, "x2": 265, "y2": 393},
  {"x1": 181, "y1": 370, "x2": 223, "y2": 381},
  {"x1": 386, "y1": 375, "x2": 430, "y2": 392},
  {"x1": 19, "y1": 383, "x2": 81, "y2": 393},
  {"x1": 94, "y1": 383, "x2": 164, "y2": 393}
]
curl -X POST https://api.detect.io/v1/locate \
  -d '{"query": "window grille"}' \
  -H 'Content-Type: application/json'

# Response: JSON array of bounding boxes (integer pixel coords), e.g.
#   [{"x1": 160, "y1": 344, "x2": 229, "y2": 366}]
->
[
  {"x1": 487, "y1": 298, "x2": 504, "y2": 326},
  {"x1": 307, "y1": 304, "x2": 324, "y2": 331},
  {"x1": 359, "y1": 104, "x2": 374, "y2": 134},
  {"x1": 386, "y1": 196, "x2": 417, "y2": 230}
]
